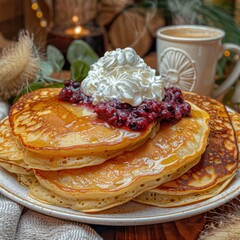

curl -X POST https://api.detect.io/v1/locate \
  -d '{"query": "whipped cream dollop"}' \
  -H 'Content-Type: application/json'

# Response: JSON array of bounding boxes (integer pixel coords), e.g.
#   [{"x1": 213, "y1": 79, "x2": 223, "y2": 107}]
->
[{"x1": 81, "y1": 48, "x2": 165, "y2": 106}]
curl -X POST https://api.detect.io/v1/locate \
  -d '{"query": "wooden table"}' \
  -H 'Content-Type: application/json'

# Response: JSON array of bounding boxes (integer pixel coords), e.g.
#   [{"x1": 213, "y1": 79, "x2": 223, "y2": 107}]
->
[
  {"x1": 92, "y1": 213, "x2": 206, "y2": 239},
  {"x1": 88, "y1": 196, "x2": 240, "y2": 239}
]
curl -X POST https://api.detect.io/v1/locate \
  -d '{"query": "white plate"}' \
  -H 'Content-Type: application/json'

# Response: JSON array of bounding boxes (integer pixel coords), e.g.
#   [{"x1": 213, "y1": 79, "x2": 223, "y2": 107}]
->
[{"x1": 0, "y1": 167, "x2": 239, "y2": 226}]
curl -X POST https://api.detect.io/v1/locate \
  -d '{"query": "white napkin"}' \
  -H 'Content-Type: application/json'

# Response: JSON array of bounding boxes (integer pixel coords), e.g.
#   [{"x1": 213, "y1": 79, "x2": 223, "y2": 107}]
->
[{"x1": 0, "y1": 193, "x2": 102, "y2": 240}]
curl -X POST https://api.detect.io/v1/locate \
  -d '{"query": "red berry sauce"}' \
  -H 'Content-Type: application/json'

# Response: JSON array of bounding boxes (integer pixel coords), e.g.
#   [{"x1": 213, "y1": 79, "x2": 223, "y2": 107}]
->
[
  {"x1": 59, "y1": 80, "x2": 191, "y2": 131},
  {"x1": 59, "y1": 80, "x2": 92, "y2": 105}
]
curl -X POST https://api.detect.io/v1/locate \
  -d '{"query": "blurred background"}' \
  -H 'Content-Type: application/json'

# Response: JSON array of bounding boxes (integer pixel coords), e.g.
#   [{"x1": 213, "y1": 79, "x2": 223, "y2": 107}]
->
[
  {"x1": 1, "y1": 0, "x2": 240, "y2": 108},
  {"x1": 1, "y1": 0, "x2": 239, "y2": 57}
]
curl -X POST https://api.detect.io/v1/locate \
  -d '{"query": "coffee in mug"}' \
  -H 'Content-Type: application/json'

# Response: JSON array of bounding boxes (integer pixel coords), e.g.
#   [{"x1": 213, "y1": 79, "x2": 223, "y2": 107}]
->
[{"x1": 156, "y1": 25, "x2": 240, "y2": 97}]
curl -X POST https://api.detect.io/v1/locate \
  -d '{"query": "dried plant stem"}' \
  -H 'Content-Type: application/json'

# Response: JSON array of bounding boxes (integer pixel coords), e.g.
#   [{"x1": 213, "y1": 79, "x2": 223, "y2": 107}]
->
[
  {"x1": 199, "y1": 198, "x2": 240, "y2": 240},
  {"x1": 0, "y1": 31, "x2": 39, "y2": 100}
]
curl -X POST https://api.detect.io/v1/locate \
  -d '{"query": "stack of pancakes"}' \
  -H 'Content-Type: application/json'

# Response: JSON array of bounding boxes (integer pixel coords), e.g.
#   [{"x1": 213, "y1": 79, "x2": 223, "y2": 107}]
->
[{"x1": 0, "y1": 88, "x2": 239, "y2": 212}]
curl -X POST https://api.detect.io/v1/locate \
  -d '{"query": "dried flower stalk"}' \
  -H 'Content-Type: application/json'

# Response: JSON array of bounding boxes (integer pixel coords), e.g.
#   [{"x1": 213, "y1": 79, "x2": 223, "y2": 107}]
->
[
  {"x1": 199, "y1": 199, "x2": 240, "y2": 239},
  {"x1": 0, "y1": 31, "x2": 39, "y2": 100}
]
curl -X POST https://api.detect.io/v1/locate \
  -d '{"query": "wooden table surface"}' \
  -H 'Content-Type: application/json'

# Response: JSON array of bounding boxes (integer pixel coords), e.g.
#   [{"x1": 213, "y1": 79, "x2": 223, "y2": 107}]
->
[
  {"x1": 92, "y1": 213, "x2": 206, "y2": 239},
  {"x1": 89, "y1": 196, "x2": 240, "y2": 239}
]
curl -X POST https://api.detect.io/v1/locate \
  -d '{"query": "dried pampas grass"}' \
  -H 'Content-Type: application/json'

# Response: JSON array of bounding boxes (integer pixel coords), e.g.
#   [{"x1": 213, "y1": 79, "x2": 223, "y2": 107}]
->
[
  {"x1": 199, "y1": 198, "x2": 240, "y2": 240},
  {"x1": 0, "y1": 31, "x2": 39, "y2": 100}
]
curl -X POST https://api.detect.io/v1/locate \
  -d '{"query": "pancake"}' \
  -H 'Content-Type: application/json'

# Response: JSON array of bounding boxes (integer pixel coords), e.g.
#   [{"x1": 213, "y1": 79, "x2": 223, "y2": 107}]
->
[
  {"x1": 31, "y1": 102, "x2": 210, "y2": 212},
  {"x1": 134, "y1": 94, "x2": 239, "y2": 207},
  {"x1": 23, "y1": 150, "x2": 128, "y2": 171},
  {"x1": 9, "y1": 88, "x2": 158, "y2": 156},
  {"x1": 21, "y1": 156, "x2": 201, "y2": 211},
  {"x1": 22, "y1": 125, "x2": 157, "y2": 170},
  {"x1": 0, "y1": 119, "x2": 158, "y2": 172},
  {"x1": 132, "y1": 174, "x2": 235, "y2": 207},
  {"x1": 0, "y1": 118, "x2": 23, "y2": 161},
  {"x1": 18, "y1": 174, "x2": 36, "y2": 188},
  {"x1": 0, "y1": 118, "x2": 32, "y2": 174},
  {"x1": 0, "y1": 160, "x2": 33, "y2": 175},
  {"x1": 0, "y1": 115, "x2": 157, "y2": 170},
  {"x1": 22, "y1": 127, "x2": 156, "y2": 170},
  {"x1": 231, "y1": 111, "x2": 240, "y2": 166}
]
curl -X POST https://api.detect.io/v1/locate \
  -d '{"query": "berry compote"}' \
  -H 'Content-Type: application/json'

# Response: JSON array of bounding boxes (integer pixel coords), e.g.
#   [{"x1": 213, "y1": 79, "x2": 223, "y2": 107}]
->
[
  {"x1": 59, "y1": 80, "x2": 191, "y2": 131},
  {"x1": 59, "y1": 80, "x2": 92, "y2": 105}
]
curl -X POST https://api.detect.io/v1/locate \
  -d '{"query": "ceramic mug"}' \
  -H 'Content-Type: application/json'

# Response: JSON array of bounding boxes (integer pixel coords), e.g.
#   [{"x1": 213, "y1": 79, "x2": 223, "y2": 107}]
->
[{"x1": 156, "y1": 25, "x2": 240, "y2": 98}]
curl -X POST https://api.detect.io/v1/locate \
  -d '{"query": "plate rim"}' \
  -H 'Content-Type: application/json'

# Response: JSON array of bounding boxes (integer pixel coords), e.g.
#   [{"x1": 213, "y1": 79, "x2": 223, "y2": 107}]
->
[{"x1": 0, "y1": 168, "x2": 239, "y2": 226}]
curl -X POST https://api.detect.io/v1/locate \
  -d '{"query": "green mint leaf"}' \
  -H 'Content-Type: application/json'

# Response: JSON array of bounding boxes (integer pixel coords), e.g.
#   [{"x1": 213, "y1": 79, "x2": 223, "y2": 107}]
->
[
  {"x1": 70, "y1": 60, "x2": 90, "y2": 82},
  {"x1": 67, "y1": 40, "x2": 99, "y2": 65},
  {"x1": 39, "y1": 60, "x2": 54, "y2": 77},
  {"x1": 47, "y1": 45, "x2": 65, "y2": 72}
]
